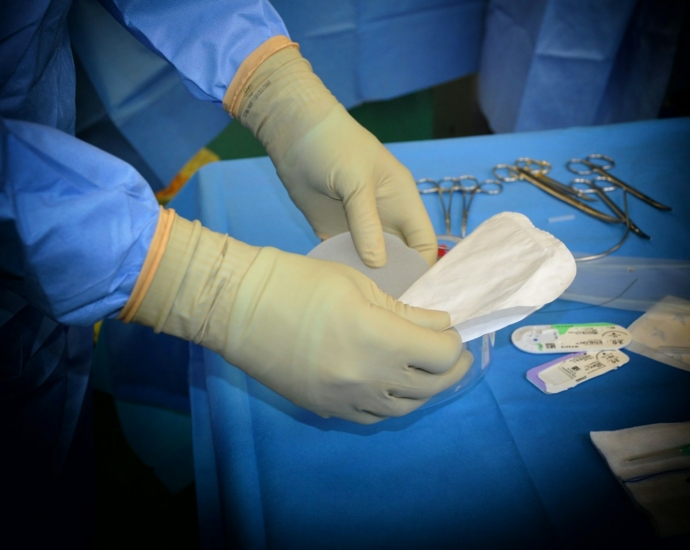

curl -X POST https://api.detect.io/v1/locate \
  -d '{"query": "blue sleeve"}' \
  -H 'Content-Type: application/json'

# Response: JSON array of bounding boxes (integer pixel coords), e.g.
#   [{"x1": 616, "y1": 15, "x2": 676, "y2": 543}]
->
[
  {"x1": 0, "y1": 118, "x2": 159, "y2": 326},
  {"x1": 99, "y1": 0, "x2": 290, "y2": 104}
]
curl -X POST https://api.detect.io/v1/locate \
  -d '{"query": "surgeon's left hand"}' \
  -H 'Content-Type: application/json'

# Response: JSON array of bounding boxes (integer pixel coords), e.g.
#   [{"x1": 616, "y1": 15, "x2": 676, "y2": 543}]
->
[{"x1": 224, "y1": 38, "x2": 437, "y2": 268}]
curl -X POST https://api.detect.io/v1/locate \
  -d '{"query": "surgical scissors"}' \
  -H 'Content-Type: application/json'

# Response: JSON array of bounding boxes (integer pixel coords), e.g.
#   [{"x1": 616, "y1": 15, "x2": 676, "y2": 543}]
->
[
  {"x1": 570, "y1": 177, "x2": 650, "y2": 239},
  {"x1": 566, "y1": 176, "x2": 635, "y2": 261},
  {"x1": 567, "y1": 154, "x2": 671, "y2": 211},
  {"x1": 416, "y1": 176, "x2": 503, "y2": 239},
  {"x1": 514, "y1": 158, "x2": 596, "y2": 202}
]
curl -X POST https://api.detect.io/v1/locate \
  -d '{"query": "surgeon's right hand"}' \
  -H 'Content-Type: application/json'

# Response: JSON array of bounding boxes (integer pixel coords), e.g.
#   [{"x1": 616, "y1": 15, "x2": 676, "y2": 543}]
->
[{"x1": 120, "y1": 209, "x2": 472, "y2": 424}]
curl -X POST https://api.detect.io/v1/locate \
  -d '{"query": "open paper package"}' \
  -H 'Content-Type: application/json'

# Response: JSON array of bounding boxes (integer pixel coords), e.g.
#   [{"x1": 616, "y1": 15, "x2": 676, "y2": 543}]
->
[{"x1": 399, "y1": 212, "x2": 577, "y2": 342}]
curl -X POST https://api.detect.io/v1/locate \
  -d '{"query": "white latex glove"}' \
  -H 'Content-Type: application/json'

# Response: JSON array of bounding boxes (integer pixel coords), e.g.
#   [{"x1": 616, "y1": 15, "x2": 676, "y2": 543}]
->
[
  {"x1": 121, "y1": 210, "x2": 472, "y2": 424},
  {"x1": 224, "y1": 39, "x2": 437, "y2": 268}
]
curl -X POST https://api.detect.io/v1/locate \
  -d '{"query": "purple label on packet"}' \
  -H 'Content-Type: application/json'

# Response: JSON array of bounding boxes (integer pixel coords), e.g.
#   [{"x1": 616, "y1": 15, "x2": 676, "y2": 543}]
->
[{"x1": 526, "y1": 353, "x2": 586, "y2": 394}]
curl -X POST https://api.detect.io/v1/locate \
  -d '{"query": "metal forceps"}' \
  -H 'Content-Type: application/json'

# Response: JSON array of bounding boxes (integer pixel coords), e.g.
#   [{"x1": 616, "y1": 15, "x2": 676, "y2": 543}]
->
[
  {"x1": 453, "y1": 176, "x2": 503, "y2": 237},
  {"x1": 493, "y1": 159, "x2": 620, "y2": 223},
  {"x1": 567, "y1": 154, "x2": 672, "y2": 211},
  {"x1": 416, "y1": 176, "x2": 503, "y2": 240},
  {"x1": 514, "y1": 158, "x2": 594, "y2": 202},
  {"x1": 416, "y1": 177, "x2": 463, "y2": 243}
]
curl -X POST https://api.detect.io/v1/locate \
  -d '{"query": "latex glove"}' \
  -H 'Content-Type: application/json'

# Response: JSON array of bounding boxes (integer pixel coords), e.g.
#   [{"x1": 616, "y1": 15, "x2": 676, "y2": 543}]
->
[
  {"x1": 223, "y1": 37, "x2": 437, "y2": 268},
  {"x1": 120, "y1": 209, "x2": 472, "y2": 424}
]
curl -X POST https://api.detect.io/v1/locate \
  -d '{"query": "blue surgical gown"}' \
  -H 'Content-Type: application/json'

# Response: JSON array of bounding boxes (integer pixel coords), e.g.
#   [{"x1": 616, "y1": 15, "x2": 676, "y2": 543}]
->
[{"x1": 0, "y1": 1, "x2": 287, "y2": 545}]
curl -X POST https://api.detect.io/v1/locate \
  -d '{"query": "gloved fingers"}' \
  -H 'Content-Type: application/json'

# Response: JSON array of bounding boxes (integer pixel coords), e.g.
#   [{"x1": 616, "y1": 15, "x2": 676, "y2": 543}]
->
[
  {"x1": 369, "y1": 305, "x2": 463, "y2": 375},
  {"x1": 392, "y1": 349, "x2": 475, "y2": 399},
  {"x1": 342, "y1": 183, "x2": 387, "y2": 268},
  {"x1": 375, "y1": 394, "x2": 428, "y2": 418},
  {"x1": 382, "y1": 202, "x2": 438, "y2": 267},
  {"x1": 375, "y1": 162, "x2": 438, "y2": 266},
  {"x1": 323, "y1": 357, "x2": 474, "y2": 421},
  {"x1": 363, "y1": 283, "x2": 452, "y2": 331},
  {"x1": 389, "y1": 300, "x2": 452, "y2": 332},
  {"x1": 285, "y1": 184, "x2": 350, "y2": 241},
  {"x1": 348, "y1": 388, "x2": 427, "y2": 420},
  {"x1": 402, "y1": 325, "x2": 464, "y2": 376},
  {"x1": 397, "y1": 218, "x2": 438, "y2": 267},
  {"x1": 340, "y1": 408, "x2": 389, "y2": 425}
]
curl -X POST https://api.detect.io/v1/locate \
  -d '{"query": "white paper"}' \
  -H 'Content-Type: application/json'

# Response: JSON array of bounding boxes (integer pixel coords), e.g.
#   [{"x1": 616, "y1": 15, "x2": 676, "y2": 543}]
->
[{"x1": 400, "y1": 212, "x2": 576, "y2": 341}]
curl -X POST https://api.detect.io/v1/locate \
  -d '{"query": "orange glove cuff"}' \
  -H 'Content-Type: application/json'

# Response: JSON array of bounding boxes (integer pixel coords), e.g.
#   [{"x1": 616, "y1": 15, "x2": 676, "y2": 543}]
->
[
  {"x1": 118, "y1": 206, "x2": 176, "y2": 323},
  {"x1": 223, "y1": 35, "x2": 299, "y2": 118}
]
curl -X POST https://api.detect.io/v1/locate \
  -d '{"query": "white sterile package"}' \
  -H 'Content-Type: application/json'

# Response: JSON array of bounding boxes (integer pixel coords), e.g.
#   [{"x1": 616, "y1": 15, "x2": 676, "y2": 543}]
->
[
  {"x1": 591, "y1": 422, "x2": 690, "y2": 537},
  {"x1": 400, "y1": 212, "x2": 576, "y2": 342}
]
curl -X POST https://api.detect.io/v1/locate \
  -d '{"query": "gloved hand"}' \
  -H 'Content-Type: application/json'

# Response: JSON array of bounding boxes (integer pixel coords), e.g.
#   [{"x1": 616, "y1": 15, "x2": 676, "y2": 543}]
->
[
  {"x1": 120, "y1": 209, "x2": 472, "y2": 424},
  {"x1": 224, "y1": 37, "x2": 437, "y2": 268}
]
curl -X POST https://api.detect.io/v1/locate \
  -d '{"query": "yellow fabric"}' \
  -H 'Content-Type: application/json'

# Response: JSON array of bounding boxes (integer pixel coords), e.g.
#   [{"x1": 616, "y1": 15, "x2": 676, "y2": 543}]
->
[
  {"x1": 125, "y1": 211, "x2": 471, "y2": 424},
  {"x1": 231, "y1": 46, "x2": 438, "y2": 268},
  {"x1": 156, "y1": 148, "x2": 220, "y2": 206},
  {"x1": 93, "y1": 321, "x2": 102, "y2": 343}
]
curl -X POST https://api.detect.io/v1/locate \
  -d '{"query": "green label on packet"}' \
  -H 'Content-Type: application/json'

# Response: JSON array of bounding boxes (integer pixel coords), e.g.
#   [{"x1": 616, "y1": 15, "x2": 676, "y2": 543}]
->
[{"x1": 511, "y1": 324, "x2": 631, "y2": 354}]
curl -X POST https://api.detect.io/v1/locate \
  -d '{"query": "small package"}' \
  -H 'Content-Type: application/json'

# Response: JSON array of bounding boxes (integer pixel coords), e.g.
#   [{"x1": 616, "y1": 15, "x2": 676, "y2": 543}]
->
[
  {"x1": 512, "y1": 323, "x2": 631, "y2": 353},
  {"x1": 526, "y1": 350, "x2": 630, "y2": 394}
]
